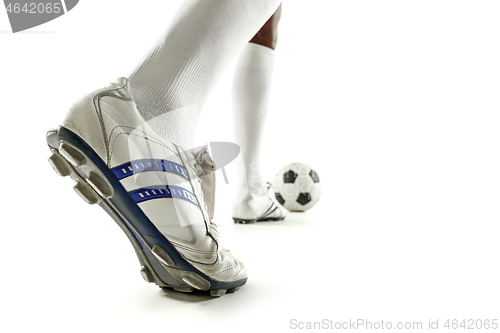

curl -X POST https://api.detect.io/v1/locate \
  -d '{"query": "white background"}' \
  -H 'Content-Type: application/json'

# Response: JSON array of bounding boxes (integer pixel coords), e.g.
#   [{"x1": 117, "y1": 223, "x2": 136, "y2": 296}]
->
[{"x1": 1, "y1": 1, "x2": 499, "y2": 332}]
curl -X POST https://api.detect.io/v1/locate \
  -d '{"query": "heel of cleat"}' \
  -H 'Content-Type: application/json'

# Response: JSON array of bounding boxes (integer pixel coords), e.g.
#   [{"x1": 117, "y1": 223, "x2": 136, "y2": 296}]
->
[{"x1": 52, "y1": 140, "x2": 115, "y2": 201}]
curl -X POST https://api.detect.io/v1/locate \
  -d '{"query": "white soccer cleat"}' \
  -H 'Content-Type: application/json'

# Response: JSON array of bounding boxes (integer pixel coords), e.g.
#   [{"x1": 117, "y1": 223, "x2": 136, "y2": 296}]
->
[
  {"x1": 46, "y1": 78, "x2": 247, "y2": 296},
  {"x1": 232, "y1": 185, "x2": 288, "y2": 223}
]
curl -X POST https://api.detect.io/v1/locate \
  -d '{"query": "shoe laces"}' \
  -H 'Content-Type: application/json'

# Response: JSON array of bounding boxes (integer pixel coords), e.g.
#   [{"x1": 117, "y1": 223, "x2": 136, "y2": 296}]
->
[{"x1": 194, "y1": 147, "x2": 216, "y2": 180}]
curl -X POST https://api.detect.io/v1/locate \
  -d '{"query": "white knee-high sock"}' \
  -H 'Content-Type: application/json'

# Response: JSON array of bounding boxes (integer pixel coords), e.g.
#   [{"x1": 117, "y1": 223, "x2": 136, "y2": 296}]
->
[
  {"x1": 233, "y1": 43, "x2": 275, "y2": 197},
  {"x1": 129, "y1": 0, "x2": 282, "y2": 149}
]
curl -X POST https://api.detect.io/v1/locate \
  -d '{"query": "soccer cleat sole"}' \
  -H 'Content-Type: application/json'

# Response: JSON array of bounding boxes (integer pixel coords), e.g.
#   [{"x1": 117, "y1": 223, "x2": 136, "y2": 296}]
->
[
  {"x1": 46, "y1": 127, "x2": 246, "y2": 297},
  {"x1": 233, "y1": 216, "x2": 285, "y2": 224},
  {"x1": 233, "y1": 218, "x2": 257, "y2": 224}
]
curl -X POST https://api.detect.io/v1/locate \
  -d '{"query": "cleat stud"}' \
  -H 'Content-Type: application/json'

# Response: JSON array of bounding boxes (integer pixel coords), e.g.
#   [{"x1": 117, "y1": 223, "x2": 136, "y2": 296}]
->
[
  {"x1": 59, "y1": 142, "x2": 87, "y2": 167},
  {"x1": 173, "y1": 286, "x2": 195, "y2": 293},
  {"x1": 227, "y1": 286, "x2": 240, "y2": 294},
  {"x1": 210, "y1": 289, "x2": 226, "y2": 297},
  {"x1": 140, "y1": 266, "x2": 154, "y2": 283},
  {"x1": 151, "y1": 245, "x2": 175, "y2": 266},
  {"x1": 87, "y1": 171, "x2": 114, "y2": 198},
  {"x1": 179, "y1": 271, "x2": 210, "y2": 291},
  {"x1": 233, "y1": 219, "x2": 257, "y2": 224},
  {"x1": 73, "y1": 181, "x2": 99, "y2": 204},
  {"x1": 48, "y1": 151, "x2": 71, "y2": 177}
]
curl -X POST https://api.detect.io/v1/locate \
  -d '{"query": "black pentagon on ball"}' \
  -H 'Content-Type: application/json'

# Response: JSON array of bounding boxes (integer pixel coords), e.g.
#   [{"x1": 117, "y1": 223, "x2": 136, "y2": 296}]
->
[
  {"x1": 309, "y1": 170, "x2": 320, "y2": 183},
  {"x1": 275, "y1": 193, "x2": 285, "y2": 205},
  {"x1": 283, "y1": 170, "x2": 297, "y2": 183},
  {"x1": 297, "y1": 193, "x2": 312, "y2": 205}
]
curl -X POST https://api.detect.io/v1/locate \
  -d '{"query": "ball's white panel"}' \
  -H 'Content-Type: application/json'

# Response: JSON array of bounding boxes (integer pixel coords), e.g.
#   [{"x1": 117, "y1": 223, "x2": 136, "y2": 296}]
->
[
  {"x1": 281, "y1": 183, "x2": 299, "y2": 201},
  {"x1": 295, "y1": 175, "x2": 315, "y2": 193}
]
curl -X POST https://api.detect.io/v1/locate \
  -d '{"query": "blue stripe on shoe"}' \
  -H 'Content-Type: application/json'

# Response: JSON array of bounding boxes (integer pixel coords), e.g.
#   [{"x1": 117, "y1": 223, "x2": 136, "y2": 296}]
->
[
  {"x1": 129, "y1": 185, "x2": 199, "y2": 207},
  {"x1": 112, "y1": 159, "x2": 189, "y2": 181},
  {"x1": 262, "y1": 202, "x2": 275, "y2": 216},
  {"x1": 262, "y1": 206, "x2": 278, "y2": 218},
  {"x1": 265, "y1": 206, "x2": 278, "y2": 217}
]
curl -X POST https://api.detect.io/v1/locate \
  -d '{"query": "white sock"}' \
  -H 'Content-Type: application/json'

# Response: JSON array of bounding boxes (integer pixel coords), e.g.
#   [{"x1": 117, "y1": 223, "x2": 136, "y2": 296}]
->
[
  {"x1": 233, "y1": 43, "x2": 275, "y2": 197},
  {"x1": 129, "y1": 0, "x2": 282, "y2": 149}
]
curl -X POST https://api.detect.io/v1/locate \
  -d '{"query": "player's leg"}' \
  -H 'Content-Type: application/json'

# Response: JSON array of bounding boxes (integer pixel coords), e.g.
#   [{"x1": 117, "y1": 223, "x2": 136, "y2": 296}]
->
[
  {"x1": 232, "y1": 5, "x2": 287, "y2": 223},
  {"x1": 47, "y1": 0, "x2": 281, "y2": 295},
  {"x1": 249, "y1": 4, "x2": 282, "y2": 50},
  {"x1": 129, "y1": 0, "x2": 282, "y2": 149}
]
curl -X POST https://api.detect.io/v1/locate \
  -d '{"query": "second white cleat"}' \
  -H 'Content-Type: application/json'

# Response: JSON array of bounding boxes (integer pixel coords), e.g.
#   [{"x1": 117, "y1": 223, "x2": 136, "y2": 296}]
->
[{"x1": 232, "y1": 185, "x2": 288, "y2": 223}]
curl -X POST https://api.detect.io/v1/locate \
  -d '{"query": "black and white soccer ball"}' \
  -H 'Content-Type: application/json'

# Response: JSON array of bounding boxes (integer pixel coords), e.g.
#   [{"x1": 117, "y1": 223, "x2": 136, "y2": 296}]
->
[{"x1": 273, "y1": 163, "x2": 321, "y2": 212}]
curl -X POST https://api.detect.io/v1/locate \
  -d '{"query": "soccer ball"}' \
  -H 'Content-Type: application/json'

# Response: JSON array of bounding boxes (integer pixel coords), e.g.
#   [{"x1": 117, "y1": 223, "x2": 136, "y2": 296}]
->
[{"x1": 273, "y1": 163, "x2": 321, "y2": 212}]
